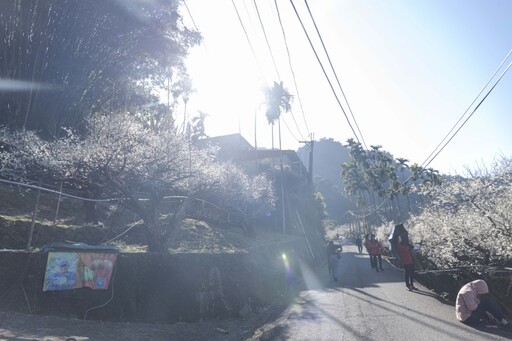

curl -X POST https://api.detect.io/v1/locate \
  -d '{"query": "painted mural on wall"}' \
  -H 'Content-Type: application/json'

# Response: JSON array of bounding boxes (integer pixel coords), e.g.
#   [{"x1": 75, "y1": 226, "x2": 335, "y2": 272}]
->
[{"x1": 43, "y1": 251, "x2": 117, "y2": 291}]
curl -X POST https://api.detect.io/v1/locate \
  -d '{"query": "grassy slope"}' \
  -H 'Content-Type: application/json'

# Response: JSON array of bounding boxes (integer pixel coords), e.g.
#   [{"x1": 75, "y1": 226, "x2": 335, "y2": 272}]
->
[{"x1": 0, "y1": 184, "x2": 299, "y2": 253}]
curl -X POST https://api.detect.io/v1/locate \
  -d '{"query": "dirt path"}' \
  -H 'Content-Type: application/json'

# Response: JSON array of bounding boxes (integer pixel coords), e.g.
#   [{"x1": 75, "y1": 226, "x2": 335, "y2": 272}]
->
[{"x1": 0, "y1": 305, "x2": 286, "y2": 341}]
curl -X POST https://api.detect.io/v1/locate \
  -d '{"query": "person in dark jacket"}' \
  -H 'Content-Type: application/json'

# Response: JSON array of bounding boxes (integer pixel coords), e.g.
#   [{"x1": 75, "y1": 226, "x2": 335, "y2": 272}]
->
[
  {"x1": 355, "y1": 235, "x2": 363, "y2": 253},
  {"x1": 330, "y1": 247, "x2": 343, "y2": 281},
  {"x1": 326, "y1": 240, "x2": 337, "y2": 276}
]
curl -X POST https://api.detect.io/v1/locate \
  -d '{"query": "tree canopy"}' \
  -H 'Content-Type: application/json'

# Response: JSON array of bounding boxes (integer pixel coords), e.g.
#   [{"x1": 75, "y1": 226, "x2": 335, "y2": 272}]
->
[
  {"x1": 0, "y1": 0, "x2": 200, "y2": 135},
  {"x1": 340, "y1": 139, "x2": 441, "y2": 226}
]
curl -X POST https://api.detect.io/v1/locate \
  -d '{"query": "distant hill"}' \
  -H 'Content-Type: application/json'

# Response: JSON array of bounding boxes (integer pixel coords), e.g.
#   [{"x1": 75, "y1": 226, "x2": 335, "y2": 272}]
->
[{"x1": 298, "y1": 138, "x2": 352, "y2": 224}]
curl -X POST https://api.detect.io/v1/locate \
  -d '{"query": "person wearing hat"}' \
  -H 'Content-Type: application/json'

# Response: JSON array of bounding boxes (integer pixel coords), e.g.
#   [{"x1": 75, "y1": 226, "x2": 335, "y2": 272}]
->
[
  {"x1": 49, "y1": 259, "x2": 76, "y2": 290},
  {"x1": 455, "y1": 279, "x2": 508, "y2": 326}
]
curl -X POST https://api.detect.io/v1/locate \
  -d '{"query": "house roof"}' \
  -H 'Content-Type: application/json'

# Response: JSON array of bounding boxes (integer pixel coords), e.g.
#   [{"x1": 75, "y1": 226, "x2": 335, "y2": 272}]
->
[{"x1": 200, "y1": 133, "x2": 308, "y2": 178}]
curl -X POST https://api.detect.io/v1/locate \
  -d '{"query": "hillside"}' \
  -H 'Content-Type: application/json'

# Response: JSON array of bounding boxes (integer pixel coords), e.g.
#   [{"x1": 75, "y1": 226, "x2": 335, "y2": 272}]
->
[
  {"x1": 0, "y1": 183, "x2": 311, "y2": 254},
  {"x1": 298, "y1": 138, "x2": 352, "y2": 223}
]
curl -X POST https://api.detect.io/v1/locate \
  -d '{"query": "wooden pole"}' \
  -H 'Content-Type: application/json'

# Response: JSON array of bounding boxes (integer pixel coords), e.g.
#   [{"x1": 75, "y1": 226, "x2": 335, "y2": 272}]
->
[
  {"x1": 53, "y1": 181, "x2": 63, "y2": 225},
  {"x1": 27, "y1": 180, "x2": 42, "y2": 250}
]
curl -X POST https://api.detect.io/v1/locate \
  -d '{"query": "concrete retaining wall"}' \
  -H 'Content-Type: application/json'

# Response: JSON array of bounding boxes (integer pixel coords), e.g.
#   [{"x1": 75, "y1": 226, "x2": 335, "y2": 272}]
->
[{"x1": 0, "y1": 240, "x2": 307, "y2": 323}]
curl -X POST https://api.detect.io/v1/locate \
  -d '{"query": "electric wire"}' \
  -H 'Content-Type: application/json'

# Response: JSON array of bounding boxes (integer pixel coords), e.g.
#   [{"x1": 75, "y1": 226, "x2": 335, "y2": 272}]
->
[
  {"x1": 242, "y1": 0, "x2": 255, "y2": 27},
  {"x1": 1, "y1": 177, "x2": 248, "y2": 237},
  {"x1": 253, "y1": 0, "x2": 281, "y2": 80},
  {"x1": 101, "y1": 220, "x2": 144, "y2": 245},
  {"x1": 303, "y1": 0, "x2": 367, "y2": 149},
  {"x1": 83, "y1": 261, "x2": 117, "y2": 320},
  {"x1": 0, "y1": 178, "x2": 187, "y2": 203},
  {"x1": 183, "y1": 0, "x2": 208, "y2": 52},
  {"x1": 345, "y1": 53, "x2": 512, "y2": 219},
  {"x1": 422, "y1": 57, "x2": 512, "y2": 170},
  {"x1": 281, "y1": 114, "x2": 301, "y2": 142},
  {"x1": 419, "y1": 48, "x2": 512, "y2": 170},
  {"x1": 287, "y1": 110, "x2": 306, "y2": 142},
  {"x1": 289, "y1": 0, "x2": 362, "y2": 146},
  {"x1": 0, "y1": 178, "x2": 121, "y2": 202},
  {"x1": 274, "y1": 0, "x2": 310, "y2": 137},
  {"x1": 230, "y1": 0, "x2": 267, "y2": 83},
  {"x1": 251, "y1": 0, "x2": 306, "y2": 142}
]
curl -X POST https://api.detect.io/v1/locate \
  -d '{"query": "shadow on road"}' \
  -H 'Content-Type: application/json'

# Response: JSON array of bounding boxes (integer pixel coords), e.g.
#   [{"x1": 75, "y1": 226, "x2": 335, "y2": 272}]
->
[
  {"x1": 411, "y1": 288, "x2": 452, "y2": 306},
  {"x1": 250, "y1": 242, "x2": 511, "y2": 340},
  {"x1": 470, "y1": 323, "x2": 512, "y2": 338}
]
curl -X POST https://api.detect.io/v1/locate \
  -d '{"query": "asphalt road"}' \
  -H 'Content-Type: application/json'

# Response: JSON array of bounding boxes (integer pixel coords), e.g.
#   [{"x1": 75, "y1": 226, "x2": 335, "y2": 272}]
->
[{"x1": 251, "y1": 243, "x2": 512, "y2": 341}]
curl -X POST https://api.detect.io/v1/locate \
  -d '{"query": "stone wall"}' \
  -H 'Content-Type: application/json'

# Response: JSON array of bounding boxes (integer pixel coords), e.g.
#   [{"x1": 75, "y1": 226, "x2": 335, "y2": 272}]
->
[{"x1": 0, "y1": 240, "x2": 307, "y2": 323}]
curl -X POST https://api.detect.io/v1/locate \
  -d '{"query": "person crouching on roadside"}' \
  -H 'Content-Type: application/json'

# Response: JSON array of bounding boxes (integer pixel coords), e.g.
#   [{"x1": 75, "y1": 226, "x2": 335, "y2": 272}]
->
[{"x1": 456, "y1": 279, "x2": 509, "y2": 326}]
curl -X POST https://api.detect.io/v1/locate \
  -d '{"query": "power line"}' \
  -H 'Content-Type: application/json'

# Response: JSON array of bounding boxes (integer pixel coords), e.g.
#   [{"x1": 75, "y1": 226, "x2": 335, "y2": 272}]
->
[
  {"x1": 302, "y1": 0, "x2": 367, "y2": 149},
  {"x1": 253, "y1": 0, "x2": 281, "y2": 81},
  {"x1": 274, "y1": 0, "x2": 310, "y2": 137},
  {"x1": 252, "y1": 0, "x2": 306, "y2": 141},
  {"x1": 230, "y1": 0, "x2": 267, "y2": 83},
  {"x1": 420, "y1": 48, "x2": 512, "y2": 170},
  {"x1": 422, "y1": 57, "x2": 512, "y2": 170},
  {"x1": 0, "y1": 178, "x2": 121, "y2": 202},
  {"x1": 281, "y1": 114, "x2": 301, "y2": 142},
  {"x1": 289, "y1": 0, "x2": 362, "y2": 146},
  {"x1": 344, "y1": 53, "x2": 512, "y2": 220},
  {"x1": 183, "y1": 0, "x2": 208, "y2": 53},
  {"x1": 287, "y1": 108, "x2": 306, "y2": 141}
]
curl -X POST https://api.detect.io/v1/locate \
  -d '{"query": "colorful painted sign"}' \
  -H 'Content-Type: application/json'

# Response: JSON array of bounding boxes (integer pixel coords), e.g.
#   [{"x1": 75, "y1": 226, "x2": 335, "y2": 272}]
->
[{"x1": 43, "y1": 251, "x2": 117, "y2": 291}]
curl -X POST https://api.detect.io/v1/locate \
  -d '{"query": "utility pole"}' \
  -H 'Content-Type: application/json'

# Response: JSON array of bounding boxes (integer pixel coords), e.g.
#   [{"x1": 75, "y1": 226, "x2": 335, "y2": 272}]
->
[
  {"x1": 299, "y1": 134, "x2": 315, "y2": 187},
  {"x1": 279, "y1": 119, "x2": 286, "y2": 234}
]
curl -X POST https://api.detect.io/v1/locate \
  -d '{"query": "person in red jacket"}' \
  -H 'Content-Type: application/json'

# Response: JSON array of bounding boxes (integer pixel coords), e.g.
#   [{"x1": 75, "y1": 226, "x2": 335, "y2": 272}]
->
[
  {"x1": 366, "y1": 235, "x2": 384, "y2": 272},
  {"x1": 395, "y1": 235, "x2": 417, "y2": 290}
]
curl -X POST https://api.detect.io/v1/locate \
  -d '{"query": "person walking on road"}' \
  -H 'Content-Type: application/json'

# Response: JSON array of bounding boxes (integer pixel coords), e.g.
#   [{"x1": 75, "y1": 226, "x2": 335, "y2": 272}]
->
[
  {"x1": 363, "y1": 234, "x2": 373, "y2": 268},
  {"x1": 395, "y1": 235, "x2": 416, "y2": 290},
  {"x1": 366, "y1": 235, "x2": 384, "y2": 272},
  {"x1": 456, "y1": 279, "x2": 509, "y2": 326},
  {"x1": 330, "y1": 247, "x2": 343, "y2": 281},
  {"x1": 355, "y1": 235, "x2": 363, "y2": 253},
  {"x1": 326, "y1": 240, "x2": 337, "y2": 276}
]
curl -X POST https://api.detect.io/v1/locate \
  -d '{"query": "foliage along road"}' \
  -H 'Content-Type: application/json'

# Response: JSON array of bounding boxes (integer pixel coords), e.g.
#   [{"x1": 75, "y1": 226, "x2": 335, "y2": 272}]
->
[{"x1": 249, "y1": 243, "x2": 512, "y2": 341}]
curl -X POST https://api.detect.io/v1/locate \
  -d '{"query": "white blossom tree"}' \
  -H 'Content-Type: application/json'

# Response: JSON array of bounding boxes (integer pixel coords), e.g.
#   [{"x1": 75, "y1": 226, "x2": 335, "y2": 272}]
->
[
  {"x1": 0, "y1": 112, "x2": 275, "y2": 252},
  {"x1": 404, "y1": 158, "x2": 512, "y2": 268}
]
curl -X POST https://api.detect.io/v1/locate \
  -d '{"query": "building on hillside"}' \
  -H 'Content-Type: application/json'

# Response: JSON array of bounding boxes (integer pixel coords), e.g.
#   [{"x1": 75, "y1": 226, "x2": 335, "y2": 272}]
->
[
  {"x1": 200, "y1": 133, "x2": 319, "y2": 238},
  {"x1": 200, "y1": 133, "x2": 254, "y2": 162},
  {"x1": 200, "y1": 133, "x2": 308, "y2": 180}
]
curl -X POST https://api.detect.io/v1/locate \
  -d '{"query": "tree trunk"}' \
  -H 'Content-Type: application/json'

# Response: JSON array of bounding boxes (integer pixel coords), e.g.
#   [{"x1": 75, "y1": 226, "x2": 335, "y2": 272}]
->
[
  {"x1": 83, "y1": 190, "x2": 99, "y2": 224},
  {"x1": 143, "y1": 195, "x2": 166, "y2": 252},
  {"x1": 84, "y1": 201, "x2": 98, "y2": 224},
  {"x1": 145, "y1": 220, "x2": 165, "y2": 252},
  {"x1": 395, "y1": 196, "x2": 402, "y2": 222},
  {"x1": 390, "y1": 196, "x2": 397, "y2": 222}
]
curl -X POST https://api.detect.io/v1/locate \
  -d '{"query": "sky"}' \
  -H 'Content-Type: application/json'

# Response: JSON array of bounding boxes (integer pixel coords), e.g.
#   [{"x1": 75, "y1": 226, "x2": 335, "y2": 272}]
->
[{"x1": 179, "y1": 0, "x2": 512, "y2": 175}]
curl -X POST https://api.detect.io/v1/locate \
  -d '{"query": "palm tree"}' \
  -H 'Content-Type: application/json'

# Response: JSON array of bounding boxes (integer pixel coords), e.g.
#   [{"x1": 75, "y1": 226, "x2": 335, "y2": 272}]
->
[
  {"x1": 263, "y1": 81, "x2": 293, "y2": 234},
  {"x1": 395, "y1": 158, "x2": 412, "y2": 213},
  {"x1": 264, "y1": 81, "x2": 293, "y2": 151},
  {"x1": 265, "y1": 81, "x2": 293, "y2": 123}
]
